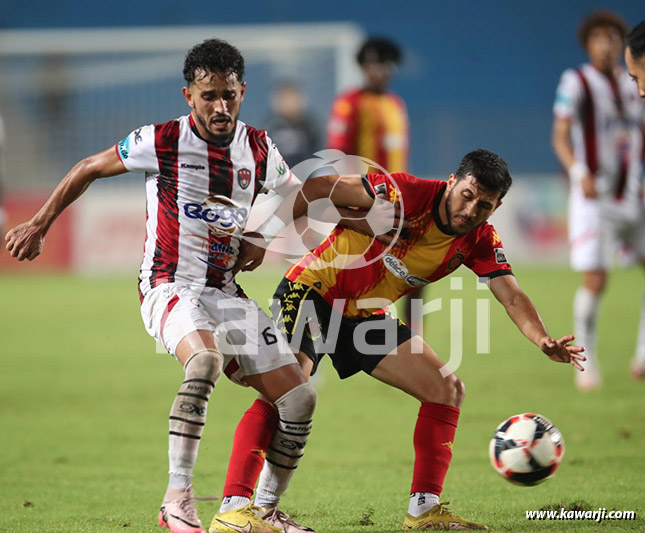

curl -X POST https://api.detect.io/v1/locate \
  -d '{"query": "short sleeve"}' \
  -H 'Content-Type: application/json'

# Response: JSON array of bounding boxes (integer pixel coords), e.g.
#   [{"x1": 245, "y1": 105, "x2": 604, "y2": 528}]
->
[
  {"x1": 363, "y1": 172, "x2": 437, "y2": 217},
  {"x1": 115, "y1": 124, "x2": 159, "y2": 174},
  {"x1": 327, "y1": 94, "x2": 356, "y2": 153},
  {"x1": 262, "y1": 134, "x2": 295, "y2": 192},
  {"x1": 553, "y1": 69, "x2": 583, "y2": 119},
  {"x1": 464, "y1": 224, "x2": 513, "y2": 279}
]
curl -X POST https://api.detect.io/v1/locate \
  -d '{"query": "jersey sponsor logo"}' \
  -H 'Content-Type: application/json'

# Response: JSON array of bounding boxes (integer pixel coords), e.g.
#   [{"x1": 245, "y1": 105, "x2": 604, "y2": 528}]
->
[
  {"x1": 189, "y1": 234, "x2": 235, "y2": 272},
  {"x1": 237, "y1": 168, "x2": 251, "y2": 189},
  {"x1": 494, "y1": 248, "x2": 507, "y2": 264},
  {"x1": 117, "y1": 136, "x2": 130, "y2": 160},
  {"x1": 180, "y1": 162, "x2": 206, "y2": 170},
  {"x1": 405, "y1": 275, "x2": 431, "y2": 288},
  {"x1": 383, "y1": 254, "x2": 409, "y2": 279},
  {"x1": 183, "y1": 195, "x2": 248, "y2": 235}
]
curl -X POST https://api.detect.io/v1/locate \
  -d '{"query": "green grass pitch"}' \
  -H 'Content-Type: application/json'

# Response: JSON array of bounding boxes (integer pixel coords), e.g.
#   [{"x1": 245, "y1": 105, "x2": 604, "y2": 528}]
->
[{"x1": 1, "y1": 266, "x2": 644, "y2": 532}]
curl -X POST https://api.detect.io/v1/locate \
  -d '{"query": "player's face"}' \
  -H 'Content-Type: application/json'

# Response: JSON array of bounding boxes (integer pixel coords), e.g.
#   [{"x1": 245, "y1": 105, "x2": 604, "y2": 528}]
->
[
  {"x1": 182, "y1": 70, "x2": 246, "y2": 143},
  {"x1": 444, "y1": 174, "x2": 502, "y2": 235},
  {"x1": 585, "y1": 26, "x2": 623, "y2": 74},
  {"x1": 625, "y1": 46, "x2": 645, "y2": 98},
  {"x1": 361, "y1": 60, "x2": 396, "y2": 92}
]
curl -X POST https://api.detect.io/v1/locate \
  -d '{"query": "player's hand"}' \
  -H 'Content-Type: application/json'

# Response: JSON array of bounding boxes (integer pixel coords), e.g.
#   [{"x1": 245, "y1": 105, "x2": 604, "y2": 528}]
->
[
  {"x1": 232, "y1": 231, "x2": 267, "y2": 275},
  {"x1": 5, "y1": 221, "x2": 46, "y2": 261},
  {"x1": 539, "y1": 334, "x2": 586, "y2": 371},
  {"x1": 581, "y1": 175, "x2": 598, "y2": 199}
]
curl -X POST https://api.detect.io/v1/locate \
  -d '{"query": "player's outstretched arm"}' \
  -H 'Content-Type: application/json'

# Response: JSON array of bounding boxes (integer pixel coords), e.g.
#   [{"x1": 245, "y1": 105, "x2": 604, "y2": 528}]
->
[
  {"x1": 489, "y1": 274, "x2": 586, "y2": 371},
  {"x1": 5, "y1": 147, "x2": 127, "y2": 261}
]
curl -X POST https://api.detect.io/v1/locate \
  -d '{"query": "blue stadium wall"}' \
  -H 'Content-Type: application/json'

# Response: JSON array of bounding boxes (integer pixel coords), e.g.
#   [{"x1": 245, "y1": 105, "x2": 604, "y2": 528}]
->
[{"x1": 1, "y1": 0, "x2": 642, "y2": 176}]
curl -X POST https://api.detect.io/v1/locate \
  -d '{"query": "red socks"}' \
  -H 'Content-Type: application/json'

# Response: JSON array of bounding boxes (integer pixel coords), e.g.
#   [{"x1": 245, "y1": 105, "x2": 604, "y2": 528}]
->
[
  {"x1": 411, "y1": 402, "x2": 460, "y2": 495},
  {"x1": 222, "y1": 399, "x2": 279, "y2": 498}
]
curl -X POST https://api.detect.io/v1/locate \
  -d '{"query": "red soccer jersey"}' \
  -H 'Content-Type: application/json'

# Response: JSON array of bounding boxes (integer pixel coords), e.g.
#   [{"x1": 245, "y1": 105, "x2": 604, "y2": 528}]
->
[
  {"x1": 327, "y1": 88, "x2": 409, "y2": 172},
  {"x1": 286, "y1": 173, "x2": 512, "y2": 318}
]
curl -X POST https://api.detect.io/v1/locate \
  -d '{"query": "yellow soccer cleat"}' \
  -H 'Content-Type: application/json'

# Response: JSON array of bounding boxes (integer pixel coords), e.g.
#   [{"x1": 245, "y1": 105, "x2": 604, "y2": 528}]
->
[
  {"x1": 209, "y1": 504, "x2": 282, "y2": 533},
  {"x1": 402, "y1": 502, "x2": 488, "y2": 530}
]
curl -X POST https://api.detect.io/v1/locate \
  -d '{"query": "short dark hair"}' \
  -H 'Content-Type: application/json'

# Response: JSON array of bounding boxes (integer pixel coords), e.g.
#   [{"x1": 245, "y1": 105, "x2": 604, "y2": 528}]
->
[
  {"x1": 183, "y1": 39, "x2": 245, "y2": 85},
  {"x1": 578, "y1": 11, "x2": 629, "y2": 49},
  {"x1": 626, "y1": 20, "x2": 645, "y2": 60},
  {"x1": 455, "y1": 149, "x2": 512, "y2": 199},
  {"x1": 357, "y1": 37, "x2": 402, "y2": 65}
]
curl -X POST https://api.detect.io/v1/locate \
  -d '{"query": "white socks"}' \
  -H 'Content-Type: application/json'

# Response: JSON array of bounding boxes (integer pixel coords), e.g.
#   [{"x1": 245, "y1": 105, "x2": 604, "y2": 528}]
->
[
  {"x1": 408, "y1": 492, "x2": 440, "y2": 517},
  {"x1": 219, "y1": 495, "x2": 251, "y2": 513},
  {"x1": 574, "y1": 287, "x2": 600, "y2": 369}
]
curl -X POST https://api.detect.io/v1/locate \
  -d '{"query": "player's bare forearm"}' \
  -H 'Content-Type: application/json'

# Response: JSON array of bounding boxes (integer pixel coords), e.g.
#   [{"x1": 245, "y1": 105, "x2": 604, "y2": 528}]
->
[
  {"x1": 5, "y1": 146, "x2": 126, "y2": 260},
  {"x1": 490, "y1": 275, "x2": 549, "y2": 347},
  {"x1": 31, "y1": 147, "x2": 126, "y2": 232},
  {"x1": 551, "y1": 116, "x2": 576, "y2": 172},
  {"x1": 295, "y1": 175, "x2": 375, "y2": 220}
]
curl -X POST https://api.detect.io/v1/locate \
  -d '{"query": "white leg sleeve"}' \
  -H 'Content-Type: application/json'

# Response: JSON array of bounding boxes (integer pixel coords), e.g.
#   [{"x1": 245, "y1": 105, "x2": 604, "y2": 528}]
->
[{"x1": 255, "y1": 383, "x2": 317, "y2": 507}]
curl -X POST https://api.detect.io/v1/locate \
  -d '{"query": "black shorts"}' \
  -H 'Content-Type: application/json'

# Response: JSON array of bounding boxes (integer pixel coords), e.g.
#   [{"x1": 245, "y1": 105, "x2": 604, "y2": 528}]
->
[{"x1": 272, "y1": 278, "x2": 413, "y2": 379}]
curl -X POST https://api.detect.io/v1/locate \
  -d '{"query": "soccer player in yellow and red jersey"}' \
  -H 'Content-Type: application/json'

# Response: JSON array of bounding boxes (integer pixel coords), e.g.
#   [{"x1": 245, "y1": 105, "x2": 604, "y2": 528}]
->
[
  {"x1": 327, "y1": 36, "x2": 422, "y2": 330},
  {"x1": 214, "y1": 150, "x2": 586, "y2": 531},
  {"x1": 327, "y1": 37, "x2": 408, "y2": 174}
]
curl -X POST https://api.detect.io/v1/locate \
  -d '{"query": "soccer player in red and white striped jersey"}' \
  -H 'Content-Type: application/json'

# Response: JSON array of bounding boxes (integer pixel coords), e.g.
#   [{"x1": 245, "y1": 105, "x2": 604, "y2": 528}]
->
[
  {"x1": 552, "y1": 11, "x2": 645, "y2": 390},
  {"x1": 5, "y1": 39, "x2": 318, "y2": 533}
]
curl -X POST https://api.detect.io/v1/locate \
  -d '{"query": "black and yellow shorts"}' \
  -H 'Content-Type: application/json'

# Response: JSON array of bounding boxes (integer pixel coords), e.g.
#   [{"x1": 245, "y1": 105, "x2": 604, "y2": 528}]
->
[{"x1": 272, "y1": 277, "x2": 413, "y2": 379}]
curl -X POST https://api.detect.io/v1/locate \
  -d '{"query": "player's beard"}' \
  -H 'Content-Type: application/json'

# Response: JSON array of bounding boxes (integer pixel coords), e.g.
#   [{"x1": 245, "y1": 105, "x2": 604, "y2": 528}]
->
[
  {"x1": 195, "y1": 110, "x2": 236, "y2": 146},
  {"x1": 445, "y1": 188, "x2": 481, "y2": 236}
]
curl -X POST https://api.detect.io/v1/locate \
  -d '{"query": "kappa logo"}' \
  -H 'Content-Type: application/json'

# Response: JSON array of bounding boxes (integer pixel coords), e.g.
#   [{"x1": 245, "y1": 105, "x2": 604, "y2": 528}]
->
[
  {"x1": 276, "y1": 161, "x2": 287, "y2": 175},
  {"x1": 237, "y1": 168, "x2": 252, "y2": 189},
  {"x1": 133, "y1": 128, "x2": 142, "y2": 144}
]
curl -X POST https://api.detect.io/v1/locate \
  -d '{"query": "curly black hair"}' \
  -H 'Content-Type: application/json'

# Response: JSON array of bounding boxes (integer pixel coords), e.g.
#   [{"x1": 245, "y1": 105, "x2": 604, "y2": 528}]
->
[
  {"x1": 626, "y1": 21, "x2": 645, "y2": 60},
  {"x1": 455, "y1": 149, "x2": 512, "y2": 199},
  {"x1": 357, "y1": 37, "x2": 402, "y2": 65},
  {"x1": 183, "y1": 39, "x2": 245, "y2": 84}
]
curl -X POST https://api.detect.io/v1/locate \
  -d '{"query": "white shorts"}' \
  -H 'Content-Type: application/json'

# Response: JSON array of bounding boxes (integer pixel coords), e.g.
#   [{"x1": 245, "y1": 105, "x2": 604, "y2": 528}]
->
[
  {"x1": 140, "y1": 283, "x2": 297, "y2": 383},
  {"x1": 568, "y1": 190, "x2": 645, "y2": 271}
]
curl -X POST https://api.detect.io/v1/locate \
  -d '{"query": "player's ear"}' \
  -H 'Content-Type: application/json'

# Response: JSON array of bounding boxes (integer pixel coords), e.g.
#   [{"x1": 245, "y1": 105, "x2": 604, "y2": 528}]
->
[
  {"x1": 446, "y1": 173, "x2": 457, "y2": 190},
  {"x1": 182, "y1": 86, "x2": 194, "y2": 108},
  {"x1": 240, "y1": 81, "x2": 247, "y2": 102}
]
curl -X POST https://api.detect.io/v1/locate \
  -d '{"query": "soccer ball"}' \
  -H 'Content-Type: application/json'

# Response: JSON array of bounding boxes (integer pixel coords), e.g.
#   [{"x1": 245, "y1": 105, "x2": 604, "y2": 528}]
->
[{"x1": 489, "y1": 413, "x2": 565, "y2": 486}]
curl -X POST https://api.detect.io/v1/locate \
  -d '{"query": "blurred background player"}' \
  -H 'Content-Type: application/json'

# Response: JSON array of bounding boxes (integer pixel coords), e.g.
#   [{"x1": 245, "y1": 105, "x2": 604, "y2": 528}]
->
[
  {"x1": 552, "y1": 11, "x2": 645, "y2": 390},
  {"x1": 264, "y1": 82, "x2": 320, "y2": 168},
  {"x1": 625, "y1": 20, "x2": 645, "y2": 378},
  {"x1": 326, "y1": 37, "x2": 422, "y2": 329}
]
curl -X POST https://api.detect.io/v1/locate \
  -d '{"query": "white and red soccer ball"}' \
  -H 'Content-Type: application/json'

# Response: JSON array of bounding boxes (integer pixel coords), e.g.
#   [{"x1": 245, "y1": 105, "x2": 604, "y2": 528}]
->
[{"x1": 489, "y1": 413, "x2": 565, "y2": 486}]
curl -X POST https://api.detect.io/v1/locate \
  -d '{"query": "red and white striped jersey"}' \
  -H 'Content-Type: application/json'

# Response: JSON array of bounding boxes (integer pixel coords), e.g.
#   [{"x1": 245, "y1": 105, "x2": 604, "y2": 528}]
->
[
  {"x1": 553, "y1": 63, "x2": 644, "y2": 201},
  {"x1": 115, "y1": 114, "x2": 294, "y2": 297}
]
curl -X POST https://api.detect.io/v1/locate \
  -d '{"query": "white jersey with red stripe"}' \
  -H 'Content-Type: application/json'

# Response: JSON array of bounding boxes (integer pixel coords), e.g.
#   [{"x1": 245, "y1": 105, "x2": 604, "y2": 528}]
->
[
  {"x1": 553, "y1": 63, "x2": 644, "y2": 201},
  {"x1": 115, "y1": 114, "x2": 293, "y2": 297}
]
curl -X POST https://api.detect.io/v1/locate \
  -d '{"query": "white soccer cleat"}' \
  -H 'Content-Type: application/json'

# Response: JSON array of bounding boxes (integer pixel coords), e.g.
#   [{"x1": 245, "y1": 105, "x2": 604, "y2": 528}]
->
[
  {"x1": 159, "y1": 485, "x2": 205, "y2": 533},
  {"x1": 631, "y1": 357, "x2": 645, "y2": 380},
  {"x1": 261, "y1": 507, "x2": 316, "y2": 532},
  {"x1": 575, "y1": 364, "x2": 602, "y2": 392}
]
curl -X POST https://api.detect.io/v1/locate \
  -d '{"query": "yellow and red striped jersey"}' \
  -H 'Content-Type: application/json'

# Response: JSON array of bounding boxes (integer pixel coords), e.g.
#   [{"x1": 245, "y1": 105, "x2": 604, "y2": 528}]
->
[
  {"x1": 327, "y1": 88, "x2": 409, "y2": 172},
  {"x1": 286, "y1": 173, "x2": 513, "y2": 318}
]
